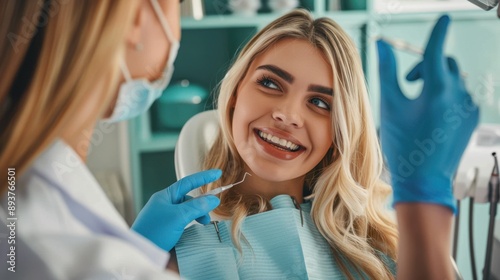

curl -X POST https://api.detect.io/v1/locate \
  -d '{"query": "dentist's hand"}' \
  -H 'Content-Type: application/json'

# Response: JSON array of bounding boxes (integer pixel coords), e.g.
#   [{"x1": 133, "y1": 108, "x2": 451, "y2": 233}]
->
[
  {"x1": 132, "y1": 169, "x2": 221, "y2": 251},
  {"x1": 377, "y1": 15, "x2": 479, "y2": 213}
]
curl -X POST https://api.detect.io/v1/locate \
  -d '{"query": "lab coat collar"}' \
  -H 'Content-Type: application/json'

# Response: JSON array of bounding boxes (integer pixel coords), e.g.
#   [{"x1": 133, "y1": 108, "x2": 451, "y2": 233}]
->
[
  {"x1": 32, "y1": 139, "x2": 128, "y2": 229},
  {"x1": 28, "y1": 139, "x2": 169, "y2": 267}
]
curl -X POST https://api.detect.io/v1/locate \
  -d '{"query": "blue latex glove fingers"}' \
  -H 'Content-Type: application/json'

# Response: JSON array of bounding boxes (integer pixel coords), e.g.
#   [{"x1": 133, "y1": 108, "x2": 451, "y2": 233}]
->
[
  {"x1": 180, "y1": 195, "x2": 219, "y2": 225},
  {"x1": 165, "y1": 194, "x2": 219, "y2": 227},
  {"x1": 407, "y1": 15, "x2": 452, "y2": 94},
  {"x1": 377, "y1": 39, "x2": 413, "y2": 136},
  {"x1": 447, "y1": 57, "x2": 460, "y2": 76},
  {"x1": 376, "y1": 39, "x2": 400, "y2": 92},
  {"x1": 376, "y1": 40, "x2": 410, "y2": 109},
  {"x1": 163, "y1": 169, "x2": 222, "y2": 224},
  {"x1": 184, "y1": 194, "x2": 213, "y2": 225},
  {"x1": 195, "y1": 215, "x2": 212, "y2": 225},
  {"x1": 164, "y1": 169, "x2": 222, "y2": 204},
  {"x1": 406, "y1": 57, "x2": 463, "y2": 85},
  {"x1": 150, "y1": 168, "x2": 221, "y2": 226},
  {"x1": 405, "y1": 61, "x2": 422, "y2": 81},
  {"x1": 422, "y1": 15, "x2": 450, "y2": 84},
  {"x1": 132, "y1": 169, "x2": 222, "y2": 251},
  {"x1": 377, "y1": 14, "x2": 479, "y2": 213}
]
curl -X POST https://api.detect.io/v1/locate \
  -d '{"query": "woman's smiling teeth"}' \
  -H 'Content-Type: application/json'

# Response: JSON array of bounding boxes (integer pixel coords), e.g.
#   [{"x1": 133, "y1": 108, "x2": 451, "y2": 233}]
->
[{"x1": 257, "y1": 130, "x2": 301, "y2": 151}]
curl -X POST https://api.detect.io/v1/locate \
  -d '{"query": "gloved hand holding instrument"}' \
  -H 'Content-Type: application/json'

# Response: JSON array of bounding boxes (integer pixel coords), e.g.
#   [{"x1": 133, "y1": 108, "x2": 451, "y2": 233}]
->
[
  {"x1": 377, "y1": 15, "x2": 480, "y2": 213},
  {"x1": 132, "y1": 169, "x2": 222, "y2": 251}
]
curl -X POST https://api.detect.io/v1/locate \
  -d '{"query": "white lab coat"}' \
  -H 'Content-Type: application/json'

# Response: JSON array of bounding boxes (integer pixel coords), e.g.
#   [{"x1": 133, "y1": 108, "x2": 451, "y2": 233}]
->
[{"x1": 0, "y1": 140, "x2": 179, "y2": 279}]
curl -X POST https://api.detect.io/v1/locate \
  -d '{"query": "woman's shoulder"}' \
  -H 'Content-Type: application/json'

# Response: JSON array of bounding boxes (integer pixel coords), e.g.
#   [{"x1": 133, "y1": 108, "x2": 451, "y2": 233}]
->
[
  {"x1": 2, "y1": 157, "x2": 87, "y2": 235},
  {"x1": 2, "y1": 139, "x2": 127, "y2": 235}
]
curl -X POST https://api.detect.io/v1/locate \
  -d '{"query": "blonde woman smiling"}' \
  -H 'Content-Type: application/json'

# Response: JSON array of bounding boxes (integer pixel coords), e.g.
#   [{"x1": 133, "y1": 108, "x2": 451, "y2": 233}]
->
[{"x1": 173, "y1": 9, "x2": 398, "y2": 279}]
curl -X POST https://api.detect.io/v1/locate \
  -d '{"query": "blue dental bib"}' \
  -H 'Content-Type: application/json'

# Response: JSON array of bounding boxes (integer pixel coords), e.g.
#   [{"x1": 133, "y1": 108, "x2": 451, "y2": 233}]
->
[{"x1": 175, "y1": 195, "x2": 395, "y2": 279}]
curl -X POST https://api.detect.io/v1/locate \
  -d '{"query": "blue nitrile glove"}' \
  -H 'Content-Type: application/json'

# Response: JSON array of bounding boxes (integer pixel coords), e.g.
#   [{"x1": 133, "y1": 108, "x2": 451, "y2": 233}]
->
[
  {"x1": 132, "y1": 169, "x2": 221, "y2": 251},
  {"x1": 377, "y1": 15, "x2": 479, "y2": 213}
]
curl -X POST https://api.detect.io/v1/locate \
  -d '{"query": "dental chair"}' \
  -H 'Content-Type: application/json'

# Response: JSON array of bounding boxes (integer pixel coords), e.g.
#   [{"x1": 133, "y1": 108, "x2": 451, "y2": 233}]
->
[{"x1": 174, "y1": 110, "x2": 219, "y2": 182}]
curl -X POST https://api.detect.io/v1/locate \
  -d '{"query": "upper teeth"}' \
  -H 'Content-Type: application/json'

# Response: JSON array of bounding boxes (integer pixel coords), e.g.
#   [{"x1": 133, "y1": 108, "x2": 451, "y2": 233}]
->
[{"x1": 258, "y1": 131, "x2": 300, "y2": 151}]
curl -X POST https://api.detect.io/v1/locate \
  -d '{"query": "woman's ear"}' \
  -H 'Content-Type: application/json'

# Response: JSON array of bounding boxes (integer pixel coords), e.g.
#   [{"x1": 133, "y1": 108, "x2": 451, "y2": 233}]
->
[
  {"x1": 229, "y1": 91, "x2": 238, "y2": 108},
  {"x1": 125, "y1": 2, "x2": 146, "y2": 48},
  {"x1": 331, "y1": 146, "x2": 339, "y2": 162},
  {"x1": 228, "y1": 93, "x2": 238, "y2": 123}
]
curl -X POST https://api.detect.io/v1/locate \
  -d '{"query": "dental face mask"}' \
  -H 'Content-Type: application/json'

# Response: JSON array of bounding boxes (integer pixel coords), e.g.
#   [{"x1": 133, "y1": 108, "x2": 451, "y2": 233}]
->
[{"x1": 104, "y1": 0, "x2": 180, "y2": 123}]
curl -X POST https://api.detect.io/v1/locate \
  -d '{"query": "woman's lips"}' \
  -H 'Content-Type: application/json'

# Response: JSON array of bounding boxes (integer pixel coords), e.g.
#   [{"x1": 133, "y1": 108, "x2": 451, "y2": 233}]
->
[{"x1": 254, "y1": 129, "x2": 305, "y2": 160}]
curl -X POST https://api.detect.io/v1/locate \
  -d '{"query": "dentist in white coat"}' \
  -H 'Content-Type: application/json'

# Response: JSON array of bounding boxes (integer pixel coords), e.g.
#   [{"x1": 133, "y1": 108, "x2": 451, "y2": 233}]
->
[{"x1": 0, "y1": 0, "x2": 220, "y2": 279}]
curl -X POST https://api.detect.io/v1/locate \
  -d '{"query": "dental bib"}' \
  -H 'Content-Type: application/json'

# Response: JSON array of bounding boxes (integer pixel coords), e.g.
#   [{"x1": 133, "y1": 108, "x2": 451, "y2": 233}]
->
[{"x1": 175, "y1": 195, "x2": 395, "y2": 279}]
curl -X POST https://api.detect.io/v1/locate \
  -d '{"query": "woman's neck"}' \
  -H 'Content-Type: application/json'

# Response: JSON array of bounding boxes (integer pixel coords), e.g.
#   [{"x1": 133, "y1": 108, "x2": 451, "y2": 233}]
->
[{"x1": 61, "y1": 121, "x2": 96, "y2": 162}]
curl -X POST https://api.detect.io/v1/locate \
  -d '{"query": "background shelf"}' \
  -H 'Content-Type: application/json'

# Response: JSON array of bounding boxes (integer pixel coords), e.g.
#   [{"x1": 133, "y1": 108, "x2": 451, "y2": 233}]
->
[{"x1": 137, "y1": 132, "x2": 179, "y2": 153}]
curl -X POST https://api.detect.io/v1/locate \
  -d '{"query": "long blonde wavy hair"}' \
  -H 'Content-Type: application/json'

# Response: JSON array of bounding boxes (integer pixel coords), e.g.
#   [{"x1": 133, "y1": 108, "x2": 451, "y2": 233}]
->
[
  {"x1": 202, "y1": 9, "x2": 398, "y2": 279},
  {"x1": 0, "y1": 0, "x2": 139, "y2": 193}
]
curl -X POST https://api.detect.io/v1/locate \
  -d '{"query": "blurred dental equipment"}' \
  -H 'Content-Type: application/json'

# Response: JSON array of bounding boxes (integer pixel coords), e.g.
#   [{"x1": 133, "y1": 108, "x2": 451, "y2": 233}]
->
[
  {"x1": 483, "y1": 153, "x2": 498, "y2": 280},
  {"x1": 203, "y1": 172, "x2": 251, "y2": 196},
  {"x1": 455, "y1": 125, "x2": 500, "y2": 202},
  {"x1": 453, "y1": 124, "x2": 500, "y2": 280},
  {"x1": 467, "y1": 0, "x2": 499, "y2": 10}
]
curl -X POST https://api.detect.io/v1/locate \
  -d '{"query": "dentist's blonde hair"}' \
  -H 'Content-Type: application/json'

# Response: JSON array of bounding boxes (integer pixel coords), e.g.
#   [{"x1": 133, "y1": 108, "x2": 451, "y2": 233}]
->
[
  {"x1": 0, "y1": 0, "x2": 139, "y2": 193},
  {"x1": 203, "y1": 9, "x2": 398, "y2": 279}
]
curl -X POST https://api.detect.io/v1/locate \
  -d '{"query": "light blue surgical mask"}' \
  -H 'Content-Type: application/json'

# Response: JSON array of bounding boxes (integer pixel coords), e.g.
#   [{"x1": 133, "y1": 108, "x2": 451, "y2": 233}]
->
[{"x1": 104, "y1": 0, "x2": 180, "y2": 123}]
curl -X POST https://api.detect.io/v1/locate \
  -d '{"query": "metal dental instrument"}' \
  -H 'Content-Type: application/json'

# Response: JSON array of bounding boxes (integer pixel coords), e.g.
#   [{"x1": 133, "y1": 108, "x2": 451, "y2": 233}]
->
[
  {"x1": 378, "y1": 36, "x2": 423, "y2": 56},
  {"x1": 377, "y1": 36, "x2": 468, "y2": 78},
  {"x1": 211, "y1": 221, "x2": 222, "y2": 243},
  {"x1": 483, "y1": 152, "x2": 499, "y2": 280},
  {"x1": 204, "y1": 172, "x2": 252, "y2": 196}
]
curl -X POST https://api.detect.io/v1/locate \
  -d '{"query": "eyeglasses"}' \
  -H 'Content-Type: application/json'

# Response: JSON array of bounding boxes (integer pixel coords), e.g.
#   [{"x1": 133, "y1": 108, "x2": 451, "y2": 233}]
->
[{"x1": 468, "y1": 0, "x2": 499, "y2": 10}]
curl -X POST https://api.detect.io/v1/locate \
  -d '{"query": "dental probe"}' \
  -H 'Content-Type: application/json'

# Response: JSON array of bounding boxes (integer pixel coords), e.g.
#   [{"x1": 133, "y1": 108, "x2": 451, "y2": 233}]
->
[
  {"x1": 376, "y1": 36, "x2": 468, "y2": 78},
  {"x1": 378, "y1": 36, "x2": 423, "y2": 56},
  {"x1": 203, "y1": 172, "x2": 252, "y2": 196}
]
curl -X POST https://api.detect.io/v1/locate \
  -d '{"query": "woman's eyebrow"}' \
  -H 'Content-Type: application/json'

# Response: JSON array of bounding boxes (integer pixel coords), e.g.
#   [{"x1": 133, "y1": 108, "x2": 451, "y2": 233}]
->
[
  {"x1": 256, "y1": 64, "x2": 294, "y2": 83},
  {"x1": 308, "y1": 85, "x2": 334, "y2": 96},
  {"x1": 256, "y1": 64, "x2": 333, "y2": 96}
]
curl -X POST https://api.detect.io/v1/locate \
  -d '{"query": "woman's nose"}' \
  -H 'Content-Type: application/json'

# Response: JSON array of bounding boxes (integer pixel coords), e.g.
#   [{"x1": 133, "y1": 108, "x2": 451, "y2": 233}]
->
[{"x1": 272, "y1": 108, "x2": 304, "y2": 128}]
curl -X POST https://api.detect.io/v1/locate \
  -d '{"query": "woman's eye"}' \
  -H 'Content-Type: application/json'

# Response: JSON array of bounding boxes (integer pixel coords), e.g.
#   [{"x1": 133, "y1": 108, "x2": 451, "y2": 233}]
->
[
  {"x1": 310, "y1": 97, "x2": 330, "y2": 110},
  {"x1": 257, "y1": 76, "x2": 280, "y2": 90}
]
